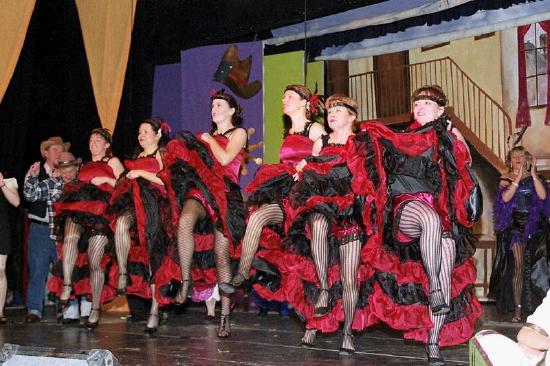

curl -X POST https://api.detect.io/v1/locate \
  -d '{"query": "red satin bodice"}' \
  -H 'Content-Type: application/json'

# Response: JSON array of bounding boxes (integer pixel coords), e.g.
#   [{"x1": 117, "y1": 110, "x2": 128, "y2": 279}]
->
[
  {"x1": 279, "y1": 134, "x2": 314, "y2": 166},
  {"x1": 78, "y1": 161, "x2": 115, "y2": 183},
  {"x1": 213, "y1": 135, "x2": 244, "y2": 184},
  {"x1": 125, "y1": 156, "x2": 161, "y2": 174}
]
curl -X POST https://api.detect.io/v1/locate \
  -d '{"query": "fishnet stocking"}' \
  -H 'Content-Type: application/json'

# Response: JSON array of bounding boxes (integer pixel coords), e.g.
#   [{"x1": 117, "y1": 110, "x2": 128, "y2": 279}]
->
[
  {"x1": 236, "y1": 204, "x2": 283, "y2": 279},
  {"x1": 61, "y1": 218, "x2": 83, "y2": 300},
  {"x1": 214, "y1": 230, "x2": 232, "y2": 318},
  {"x1": 176, "y1": 199, "x2": 206, "y2": 301}
]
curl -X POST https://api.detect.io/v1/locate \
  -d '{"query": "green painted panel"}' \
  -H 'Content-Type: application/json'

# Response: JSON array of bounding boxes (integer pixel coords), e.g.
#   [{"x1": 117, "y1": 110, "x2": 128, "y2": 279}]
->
[
  {"x1": 306, "y1": 61, "x2": 324, "y2": 96},
  {"x1": 263, "y1": 51, "x2": 303, "y2": 163},
  {"x1": 305, "y1": 60, "x2": 325, "y2": 125}
]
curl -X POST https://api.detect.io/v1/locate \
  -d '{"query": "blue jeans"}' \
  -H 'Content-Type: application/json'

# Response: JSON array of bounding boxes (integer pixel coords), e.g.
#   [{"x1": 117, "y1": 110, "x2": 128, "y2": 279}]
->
[{"x1": 26, "y1": 222, "x2": 57, "y2": 317}]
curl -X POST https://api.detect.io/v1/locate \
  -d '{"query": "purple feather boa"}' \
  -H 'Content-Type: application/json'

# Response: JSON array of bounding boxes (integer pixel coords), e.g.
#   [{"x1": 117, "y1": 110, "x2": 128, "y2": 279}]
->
[{"x1": 494, "y1": 177, "x2": 548, "y2": 243}]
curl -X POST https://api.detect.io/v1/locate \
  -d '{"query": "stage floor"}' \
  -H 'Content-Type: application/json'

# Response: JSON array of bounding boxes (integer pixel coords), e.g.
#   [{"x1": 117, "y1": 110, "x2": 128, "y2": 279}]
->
[{"x1": 0, "y1": 302, "x2": 522, "y2": 365}]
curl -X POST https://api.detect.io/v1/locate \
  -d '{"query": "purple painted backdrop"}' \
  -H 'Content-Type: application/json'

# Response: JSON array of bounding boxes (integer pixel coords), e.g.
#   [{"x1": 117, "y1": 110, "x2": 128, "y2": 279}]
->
[
  {"x1": 152, "y1": 63, "x2": 183, "y2": 131},
  {"x1": 180, "y1": 41, "x2": 264, "y2": 188}
]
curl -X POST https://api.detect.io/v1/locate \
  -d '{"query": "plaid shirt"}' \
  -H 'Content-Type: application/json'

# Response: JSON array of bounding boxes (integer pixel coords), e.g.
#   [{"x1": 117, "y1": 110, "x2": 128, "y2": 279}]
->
[{"x1": 23, "y1": 175, "x2": 64, "y2": 239}]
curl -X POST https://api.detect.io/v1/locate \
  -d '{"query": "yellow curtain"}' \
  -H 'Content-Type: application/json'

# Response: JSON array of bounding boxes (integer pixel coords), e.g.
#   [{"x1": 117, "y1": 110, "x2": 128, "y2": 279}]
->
[
  {"x1": 0, "y1": 0, "x2": 36, "y2": 103},
  {"x1": 76, "y1": 0, "x2": 136, "y2": 132}
]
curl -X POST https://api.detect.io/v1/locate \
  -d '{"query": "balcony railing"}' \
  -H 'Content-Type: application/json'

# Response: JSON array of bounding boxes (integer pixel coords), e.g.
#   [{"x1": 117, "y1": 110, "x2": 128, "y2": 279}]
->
[{"x1": 343, "y1": 57, "x2": 512, "y2": 165}]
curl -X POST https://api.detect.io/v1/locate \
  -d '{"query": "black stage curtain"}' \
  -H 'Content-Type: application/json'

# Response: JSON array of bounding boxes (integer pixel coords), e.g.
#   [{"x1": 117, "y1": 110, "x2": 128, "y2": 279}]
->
[
  {"x1": 0, "y1": 0, "x2": 161, "y2": 181},
  {"x1": 0, "y1": 0, "x2": 157, "y2": 295},
  {"x1": 0, "y1": 0, "x2": 100, "y2": 181}
]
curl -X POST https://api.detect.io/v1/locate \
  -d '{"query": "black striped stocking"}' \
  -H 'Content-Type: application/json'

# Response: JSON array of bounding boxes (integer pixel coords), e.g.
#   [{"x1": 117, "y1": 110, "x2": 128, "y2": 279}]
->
[{"x1": 310, "y1": 212, "x2": 330, "y2": 310}]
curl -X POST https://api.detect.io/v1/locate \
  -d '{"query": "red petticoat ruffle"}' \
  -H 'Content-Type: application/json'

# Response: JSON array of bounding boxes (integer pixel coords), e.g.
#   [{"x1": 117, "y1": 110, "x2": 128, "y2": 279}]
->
[
  {"x1": 153, "y1": 249, "x2": 220, "y2": 306},
  {"x1": 281, "y1": 247, "x2": 379, "y2": 333},
  {"x1": 246, "y1": 164, "x2": 296, "y2": 195},
  {"x1": 49, "y1": 181, "x2": 116, "y2": 304}
]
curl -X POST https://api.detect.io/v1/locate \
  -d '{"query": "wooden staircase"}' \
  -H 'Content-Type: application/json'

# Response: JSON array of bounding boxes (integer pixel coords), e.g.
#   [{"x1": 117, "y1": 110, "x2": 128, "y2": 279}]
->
[{"x1": 345, "y1": 56, "x2": 512, "y2": 174}]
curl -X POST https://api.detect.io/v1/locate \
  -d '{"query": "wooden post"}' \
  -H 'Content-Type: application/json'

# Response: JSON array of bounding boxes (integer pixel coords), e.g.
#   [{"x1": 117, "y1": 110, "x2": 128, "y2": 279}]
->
[{"x1": 326, "y1": 60, "x2": 349, "y2": 96}]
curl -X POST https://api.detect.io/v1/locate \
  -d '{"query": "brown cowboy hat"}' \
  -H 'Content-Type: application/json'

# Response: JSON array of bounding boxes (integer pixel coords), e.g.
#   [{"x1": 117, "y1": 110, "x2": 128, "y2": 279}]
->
[
  {"x1": 213, "y1": 44, "x2": 262, "y2": 99},
  {"x1": 56, "y1": 151, "x2": 82, "y2": 168},
  {"x1": 40, "y1": 136, "x2": 70, "y2": 158}
]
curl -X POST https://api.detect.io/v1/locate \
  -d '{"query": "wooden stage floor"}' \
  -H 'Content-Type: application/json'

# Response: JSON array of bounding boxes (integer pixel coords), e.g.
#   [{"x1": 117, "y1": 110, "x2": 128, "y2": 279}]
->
[{"x1": 0, "y1": 302, "x2": 521, "y2": 365}]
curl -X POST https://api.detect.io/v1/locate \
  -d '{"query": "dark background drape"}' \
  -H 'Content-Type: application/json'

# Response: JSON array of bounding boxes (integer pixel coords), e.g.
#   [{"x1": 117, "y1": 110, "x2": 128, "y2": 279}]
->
[
  {"x1": 0, "y1": 0, "x2": 155, "y2": 296},
  {"x1": 0, "y1": 0, "x2": 162, "y2": 182}
]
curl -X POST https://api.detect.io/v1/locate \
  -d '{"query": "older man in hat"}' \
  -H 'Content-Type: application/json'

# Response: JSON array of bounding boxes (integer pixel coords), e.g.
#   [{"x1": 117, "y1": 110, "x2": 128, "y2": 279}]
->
[{"x1": 23, "y1": 136, "x2": 69, "y2": 323}]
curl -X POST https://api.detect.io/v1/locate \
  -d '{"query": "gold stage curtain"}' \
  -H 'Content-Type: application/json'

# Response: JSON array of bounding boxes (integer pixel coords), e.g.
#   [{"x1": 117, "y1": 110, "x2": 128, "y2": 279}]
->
[
  {"x1": 0, "y1": 0, "x2": 36, "y2": 103},
  {"x1": 76, "y1": 0, "x2": 136, "y2": 132}
]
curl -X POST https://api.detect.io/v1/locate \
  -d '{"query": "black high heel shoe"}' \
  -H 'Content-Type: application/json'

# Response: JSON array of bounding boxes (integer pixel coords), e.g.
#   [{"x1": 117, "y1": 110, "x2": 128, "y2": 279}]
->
[
  {"x1": 338, "y1": 331, "x2": 355, "y2": 356},
  {"x1": 230, "y1": 272, "x2": 248, "y2": 288},
  {"x1": 217, "y1": 313, "x2": 231, "y2": 338},
  {"x1": 144, "y1": 313, "x2": 159, "y2": 335},
  {"x1": 219, "y1": 272, "x2": 248, "y2": 294},
  {"x1": 428, "y1": 289, "x2": 450, "y2": 315},
  {"x1": 84, "y1": 308, "x2": 100, "y2": 330},
  {"x1": 313, "y1": 289, "x2": 330, "y2": 318},
  {"x1": 174, "y1": 280, "x2": 192, "y2": 306},
  {"x1": 59, "y1": 283, "x2": 72, "y2": 309},
  {"x1": 426, "y1": 342, "x2": 445, "y2": 366},
  {"x1": 116, "y1": 272, "x2": 129, "y2": 297}
]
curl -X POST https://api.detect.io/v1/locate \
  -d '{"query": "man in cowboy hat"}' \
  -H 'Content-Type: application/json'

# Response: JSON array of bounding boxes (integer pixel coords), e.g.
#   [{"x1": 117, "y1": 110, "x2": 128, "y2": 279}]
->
[{"x1": 23, "y1": 136, "x2": 69, "y2": 323}]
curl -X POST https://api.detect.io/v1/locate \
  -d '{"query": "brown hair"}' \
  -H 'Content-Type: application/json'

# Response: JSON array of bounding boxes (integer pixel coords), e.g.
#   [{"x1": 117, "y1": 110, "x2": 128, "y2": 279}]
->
[
  {"x1": 135, "y1": 118, "x2": 171, "y2": 162},
  {"x1": 90, "y1": 128, "x2": 113, "y2": 158},
  {"x1": 285, "y1": 84, "x2": 312, "y2": 101},
  {"x1": 325, "y1": 94, "x2": 358, "y2": 116},
  {"x1": 285, "y1": 84, "x2": 313, "y2": 119},
  {"x1": 140, "y1": 118, "x2": 170, "y2": 145},
  {"x1": 211, "y1": 91, "x2": 243, "y2": 127},
  {"x1": 325, "y1": 94, "x2": 359, "y2": 131},
  {"x1": 411, "y1": 85, "x2": 447, "y2": 107}
]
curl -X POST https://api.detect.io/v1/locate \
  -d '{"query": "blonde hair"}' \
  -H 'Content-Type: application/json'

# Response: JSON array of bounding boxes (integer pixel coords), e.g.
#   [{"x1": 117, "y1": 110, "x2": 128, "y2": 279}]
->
[{"x1": 505, "y1": 145, "x2": 530, "y2": 172}]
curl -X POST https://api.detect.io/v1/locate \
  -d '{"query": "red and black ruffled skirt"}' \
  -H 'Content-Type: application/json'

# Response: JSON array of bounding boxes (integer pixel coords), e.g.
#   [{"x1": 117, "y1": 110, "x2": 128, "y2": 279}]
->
[
  {"x1": 107, "y1": 177, "x2": 172, "y2": 299},
  {"x1": 154, "y1": 132, "x2": 246, "y2": 305},
  {"x1": 48, "y1": 181, "x2": 116, "y2": 304},
  {"x1": 347, "y1": 124, "x2": 482, "y2": 346},
  {"x1": 236, "y1": 162, "x2": 301, "y2": 303},
  {"x1": 279, "y1": 154, "x2": 379, "y2": 333}
]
